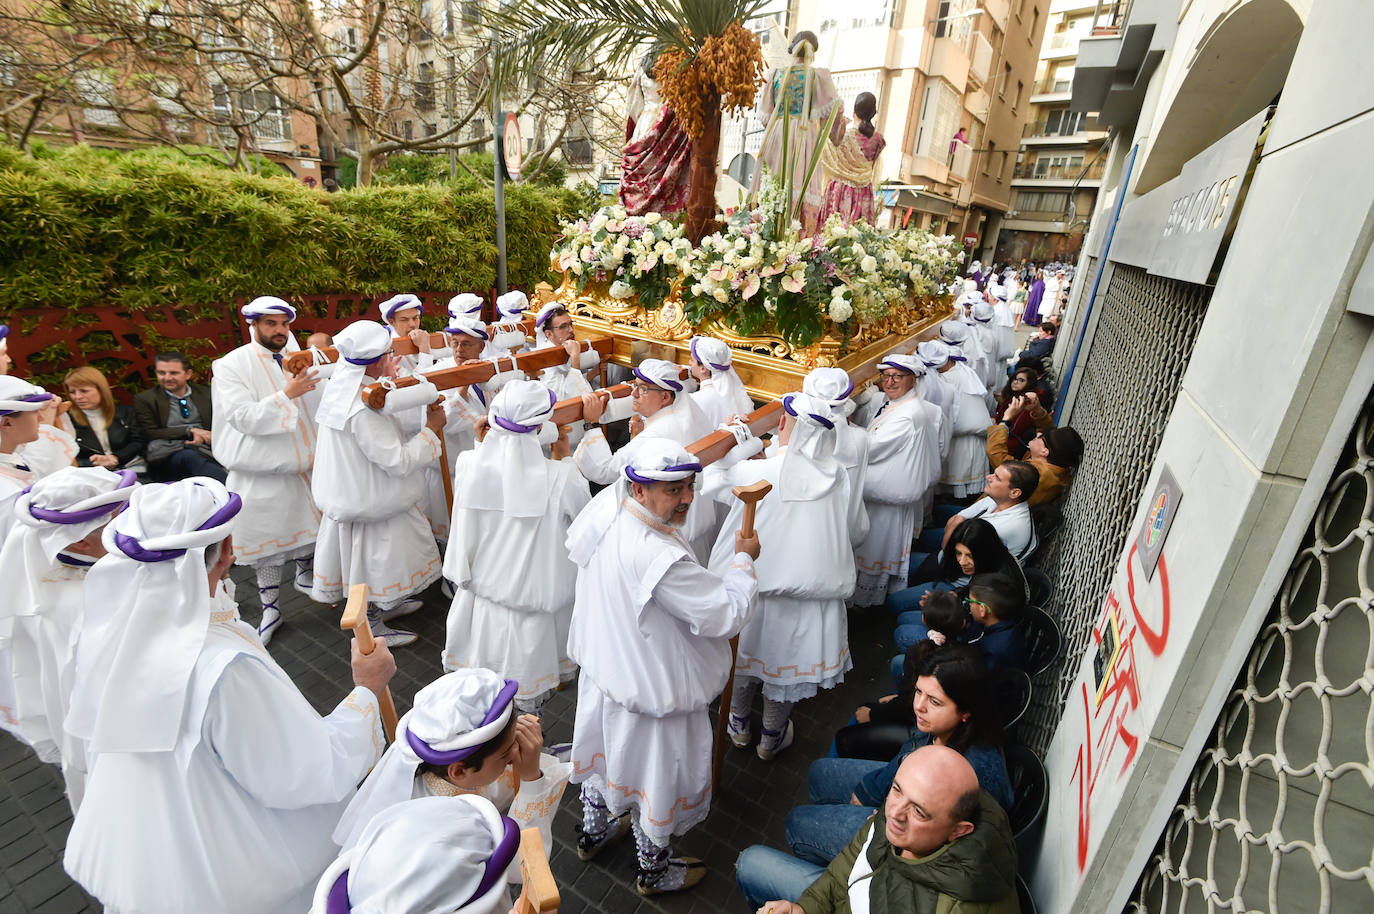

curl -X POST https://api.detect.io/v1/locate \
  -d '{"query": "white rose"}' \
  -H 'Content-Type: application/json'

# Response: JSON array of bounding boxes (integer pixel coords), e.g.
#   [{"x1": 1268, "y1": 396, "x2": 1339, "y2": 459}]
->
[
  {"x1": 609, "y1": 280, "x2": 634, "y2": 299},
  {"x1": 713, "y1": 288, "x2": 730, "y2": 303},
  {"x1": 828, "y1": 298, "x2": 853, "y2": 322},
  {"x1": 861, "y1": 255, "x2": 878, "y2": 274},
  {"x1": 645, "y1": 212, "x2": 662, "y2": 225}
]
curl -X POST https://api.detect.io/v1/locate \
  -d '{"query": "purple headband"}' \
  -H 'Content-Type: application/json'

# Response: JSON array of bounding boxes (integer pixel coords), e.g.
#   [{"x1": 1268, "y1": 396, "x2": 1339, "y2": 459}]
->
[
  {"x1": 25, "y1": 470, "x2": 137, "y2": 525},
  {"x1": 245, "y1": 303, "x2": 295, "y2": 319},
  {"x1": 624, "y1": 461, "x2": 702, "y2": 485},
  {"x1": 325, "y1": 814, "x2": 520, "y2": 914},
  {"x1": 343, "y1": 351, "x2": 386, "y2": 366},
  {"x1": 632, "y1": 366, "x2": 683, "y2": 392},
  {"x1": 113, "y1": 490, "x2": 242, "y2": 563},
  {"x1": 0, "y1": 391, "x2": 54, "y2": 416},
  {"x1": 445, "y1": 325, "x2": 491, "y2": 341},
  {"x1": 879, "y1": 360, "x2": 916, "y2": 375},
  {"x1": 782, "y1": 394, "x2": 834, "y2": 430},
  {"x1": 404, "y1": 678, "x2": 520, "y2": 765},
  {"x1": 0, "y1": 325, "x2": 8, "y2": 341},
  {"x1": 490, "y1": 390, "x2": 556, "y2": 434},
  {"x1": 384, "y1": 298, "x2": 423, "y2": 319},
  {"x1": 690, "y1": 338, "x2": 730, "y2": 373}
]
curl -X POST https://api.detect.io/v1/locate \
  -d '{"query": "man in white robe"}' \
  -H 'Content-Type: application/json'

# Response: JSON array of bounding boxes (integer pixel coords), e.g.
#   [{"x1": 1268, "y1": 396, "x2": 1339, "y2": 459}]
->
[
  {"x1": 379, "y1": 293, "x2": 452, "y2": 546},
  {"x1": 64, "y1": 478, "x2": 394, "y2": 914},
  {"x1": 939, "y1": 319, "x2": 993, "y2": 393},
  {"x1": 312, "y1": 320, "x2": 446, "y2": 646},
  {"x1": 566, "y1": 440, "x2": 760, "y2": 895},
  {"x1": 0, "y1": 467, "x2": 136, "y2": 811},
  {"x1": 0, "y1": 377, "x2": 52, "y2": 505},
  {"x1": 442, "y1": 381, "x2": 590, "y2": 710},
  {"x1": 434, "y1": 315, "x2": 495, "y2": 464},
  {"x1": 530, "y1": 302, "x2": 598, "y2": 450},
  {"x1": 852, "y1": 354, "x2": 942, "y2": 606},
  {"x1": 688, "y1": 335, "x2": 753, "y2": 427},
  {"x1": 311, "y1": 794, "x2": 519, "y2": 914},
  {"x1": 706, "y1": 393, "x2": 864, "y2": 761},
  {"x1": 212, "y1": 296, "x2": 323, "y2": 644},
  {"x1": 332, "y1": 670, "x2": 570, "y2": 856},
  {"x1": 489, "y1": 290, "x2": 531, "y2": 358},
  {"x1": 988, "y1": 282, "x2": 1018, "y2": 367},
  {"x1": 921, "y1": 340, "x2": 994, "y2": 498},
  {"x1": 969, "y1": 300, "x2": 1005, "y2": 388},
  {"x1": 449, "y1": 292, "x2": 500, "y2": 360},
  {"x1": 802, "y1": 367, "x2": 870, "y2": 548}
]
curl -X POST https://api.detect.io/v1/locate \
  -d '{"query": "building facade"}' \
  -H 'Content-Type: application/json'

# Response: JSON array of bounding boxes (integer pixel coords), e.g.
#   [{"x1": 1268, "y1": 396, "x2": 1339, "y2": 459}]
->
[
  {"x1": 995, "y1": 0, "x2": 1110, "y2": 265},
  {"x1": 1026, "y1": 0, "x2": 1374, "y2": 912}
]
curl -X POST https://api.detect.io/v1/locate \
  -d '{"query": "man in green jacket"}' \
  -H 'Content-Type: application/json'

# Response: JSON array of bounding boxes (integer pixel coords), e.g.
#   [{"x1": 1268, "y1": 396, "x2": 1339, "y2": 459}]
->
[{"x1": 739, "y1": 745, "x2": 1021, "y2": 913}]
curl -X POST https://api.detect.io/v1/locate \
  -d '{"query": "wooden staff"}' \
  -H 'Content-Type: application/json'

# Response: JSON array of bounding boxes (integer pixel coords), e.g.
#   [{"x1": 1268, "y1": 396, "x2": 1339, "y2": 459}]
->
[
  {"x1": 339, "y1": 583, "x2": 399, "y2": 742},
  {"x1": 435, "y1": 399, "x2": 455, "y2": 513},
  {"x1": 711, "y1": 480, "x2": 773, "y2": 793},
  {"x1": 360, "y1": 337, "x2": 614, "y2": 409},
  {"x1": 283, "y1": 318, "x2": 542, "y2": 375},
  {"x1": 514, "y1": 827, "x2": 560, "y2": 914}
]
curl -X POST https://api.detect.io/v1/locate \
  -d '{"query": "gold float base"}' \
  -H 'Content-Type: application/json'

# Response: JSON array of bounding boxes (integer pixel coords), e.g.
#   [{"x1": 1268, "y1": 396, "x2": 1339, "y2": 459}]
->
[{"x1": 533, "y1": 275, "x2": 953, "y2": 400}]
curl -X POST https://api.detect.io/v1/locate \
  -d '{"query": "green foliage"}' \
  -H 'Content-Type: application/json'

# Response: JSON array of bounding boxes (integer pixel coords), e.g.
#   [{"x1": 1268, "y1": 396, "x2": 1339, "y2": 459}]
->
[
  {"x1": 0, "y1": 143, "x2": 582, "y2": 315},
  {"x1": 337, "y1": 155, "x2": 359, "y2": 189}
]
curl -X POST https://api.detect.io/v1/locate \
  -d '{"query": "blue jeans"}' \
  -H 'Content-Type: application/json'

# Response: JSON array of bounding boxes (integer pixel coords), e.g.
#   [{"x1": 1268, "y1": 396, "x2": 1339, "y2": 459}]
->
[
  {"x1": 152, "y1": 447, "x2": 227, "y2": 483},
  {"x1": 736, "y1": 846, "x2": 825, "y2": 909},
  {"x1": 915, "y1": 504, "x2": 963, "y2": 552},
  {"x1": 886, "y1": 579, "x2": 959, "y2": 620},
  {"x1": 785, "y1": 758, "x2": 884, "y2": 865}
]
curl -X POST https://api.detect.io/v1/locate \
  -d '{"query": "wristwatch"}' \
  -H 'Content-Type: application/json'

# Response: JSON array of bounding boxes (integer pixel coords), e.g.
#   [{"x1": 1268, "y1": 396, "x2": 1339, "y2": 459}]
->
[{"x1": 582, "y1": 421, "x2": 600, "y2": 432}]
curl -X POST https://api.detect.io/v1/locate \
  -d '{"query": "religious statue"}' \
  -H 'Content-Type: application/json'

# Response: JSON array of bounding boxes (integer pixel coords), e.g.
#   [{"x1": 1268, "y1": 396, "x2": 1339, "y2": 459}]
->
[
  {"x1": 619, "y1": 51, "x2": 692, "y2": 216},
  {"x1": 752, "y1": 30, "x2": 842, "y2": 234},
  {"x1": 818, "y1": 91, "x2": 886, "y2": 227}
]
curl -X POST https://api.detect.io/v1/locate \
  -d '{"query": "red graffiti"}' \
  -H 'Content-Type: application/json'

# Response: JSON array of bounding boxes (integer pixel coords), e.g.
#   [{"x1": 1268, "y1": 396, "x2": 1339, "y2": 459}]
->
[{"x1": 1126, "y1": 543, "x2": 1171, "y2": 656}]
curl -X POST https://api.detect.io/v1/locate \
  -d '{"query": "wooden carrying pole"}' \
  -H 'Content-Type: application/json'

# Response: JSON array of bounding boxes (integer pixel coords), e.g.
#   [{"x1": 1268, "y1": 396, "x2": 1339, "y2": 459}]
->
[
  {"x1": 514, "y1": 827, "x2": 560, "y2": 914},
  {"x1": 282, "y1": 318, "x2": 541, "y2": 375},
  {"x1": 711, "y1": 480, "x2": 773, "y2": 793},
  {"x1": 359, "y1": 337, "x2": 614, "y2": 409},
  {"x1": 339, "y1": 584, "x2": 399, "y2": 742}
]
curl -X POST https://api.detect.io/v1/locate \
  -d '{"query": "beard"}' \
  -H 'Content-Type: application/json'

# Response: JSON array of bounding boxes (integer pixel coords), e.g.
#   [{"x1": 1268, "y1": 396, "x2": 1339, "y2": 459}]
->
[{"x1": 258, "y1": 333, "x2": 289, "y2": 352}]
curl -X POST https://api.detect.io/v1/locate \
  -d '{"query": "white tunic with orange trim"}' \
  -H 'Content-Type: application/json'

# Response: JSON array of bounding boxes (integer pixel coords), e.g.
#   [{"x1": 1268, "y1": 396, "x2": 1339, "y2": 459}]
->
[
  {"x1": 565, "y1": 492, "x2": 758, "y2": 844},
  {"x1": 211, "y1": 342, "x2": 321, "y2": 566}
]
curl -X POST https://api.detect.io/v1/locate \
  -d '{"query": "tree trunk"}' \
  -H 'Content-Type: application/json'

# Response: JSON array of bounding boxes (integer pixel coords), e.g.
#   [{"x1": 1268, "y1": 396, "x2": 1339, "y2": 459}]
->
[
  {"x1": 684, "y1": 95, "x2": 722, "y2": 244},
  {"x1": 358, "y1": 133, "x2": 374, "y2": 185}
]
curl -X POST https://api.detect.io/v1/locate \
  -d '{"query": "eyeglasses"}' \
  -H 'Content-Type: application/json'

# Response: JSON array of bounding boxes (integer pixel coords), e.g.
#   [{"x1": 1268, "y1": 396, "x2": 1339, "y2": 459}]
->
[
  {"x1": 879, "y1": 372, "x2": 908, "y2": 382},
  {"x1": 964, "y1": 596, "x2": 990, "y2": 613},
  {"x1": 550, "y1": 320, "x2": 575, "y2": 334},
  {"x1": 631, "y1": 383, "x2": 664, "y2": 398},
  {"x1": 176, "y1": 397, "x2": 190, "y2": 419}
]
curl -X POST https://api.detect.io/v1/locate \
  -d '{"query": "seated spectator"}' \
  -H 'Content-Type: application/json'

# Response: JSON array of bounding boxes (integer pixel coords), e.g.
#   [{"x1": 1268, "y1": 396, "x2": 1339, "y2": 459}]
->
[
  {"x1": 914, "y1": 461, "x2": 1040, "y2": 565},
  {"x1": 989, "y1": 392, "x2": 1083, "y2": 507},
  {"x1": 782, "y1": 644, "x2": 1012, "y2": 867},
  {"x1": 736, "y1": 746, "x2": 1019, "y2": 913},
  {"x1": 133, "y1": 351, "x2": 226, "y2": 483},
  {"x1": 961, "y1": 572, "x2": 1026, "y2": 674},
  {"x1": 1016, "y1": 320, "x2": 1058, "y2": 366},
  {"x1": 858, "y1": 593, "x2": 968, "y2": 729},
  {"x1": 63, "y1": 367, "x2": 146, "y2": 474},
  {"x1": 306, "y1": 331, "x2": 333, "y2": 350},
  {"x1": 888, "y1": 517, "x2": 1027, "y2": 619},
  {"x1": 992, "y1": 367, "x2": 1048, "y2": 453}
]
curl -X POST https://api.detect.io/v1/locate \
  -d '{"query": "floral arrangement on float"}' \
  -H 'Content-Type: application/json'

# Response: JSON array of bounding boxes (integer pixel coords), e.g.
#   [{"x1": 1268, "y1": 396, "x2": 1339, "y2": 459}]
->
[{"x1": 549, "y1": 193, "x2": 964, "y2": 349}]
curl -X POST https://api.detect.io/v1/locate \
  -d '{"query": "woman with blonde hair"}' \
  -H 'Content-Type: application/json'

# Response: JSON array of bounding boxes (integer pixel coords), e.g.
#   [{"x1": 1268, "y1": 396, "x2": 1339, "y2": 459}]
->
[{"x1": 63, "y1": 367, "x2": 146, "y2": 473}]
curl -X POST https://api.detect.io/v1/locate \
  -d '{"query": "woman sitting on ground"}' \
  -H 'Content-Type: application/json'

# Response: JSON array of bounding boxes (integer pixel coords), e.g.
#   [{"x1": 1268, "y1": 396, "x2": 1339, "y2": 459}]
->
[
  {"x1": 782, "y1": 643, "x2": 1011, "y2": 866},
  {"x1": 63, "y1": 366, "x2": 146, "y2": 473}
]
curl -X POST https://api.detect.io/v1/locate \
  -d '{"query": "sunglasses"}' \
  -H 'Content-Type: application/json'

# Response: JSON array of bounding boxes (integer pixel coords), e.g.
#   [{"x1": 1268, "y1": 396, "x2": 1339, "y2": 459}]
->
[{"x1": 176, "y1": 397, "x2": 190, "y2": 420}]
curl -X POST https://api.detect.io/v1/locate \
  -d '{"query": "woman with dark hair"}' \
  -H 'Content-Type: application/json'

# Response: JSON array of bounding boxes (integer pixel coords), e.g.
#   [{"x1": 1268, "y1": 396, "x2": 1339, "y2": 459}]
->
[
  {"x1": 817, "y1": 91, "x2": 886, "y2": 226},
  {"x1": 992, "y1": 366, "x2": 1045, "y2": 454},
  {"x1": 886, "y1": 517, "x2": 1026, "y2": 626},
  {"x1": 782, "y1": 644, "x2": 1011, "y2": 865}
]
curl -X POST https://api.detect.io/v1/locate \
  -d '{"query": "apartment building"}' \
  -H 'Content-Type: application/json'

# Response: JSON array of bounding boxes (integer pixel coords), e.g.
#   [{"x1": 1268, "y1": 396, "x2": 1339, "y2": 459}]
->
[
  {"x1": 754, "y1": 0, "x2": 1045, "y2": 256},
  {"x1": 994, "y1": 0, "x2": 1110, "y2": 264}
]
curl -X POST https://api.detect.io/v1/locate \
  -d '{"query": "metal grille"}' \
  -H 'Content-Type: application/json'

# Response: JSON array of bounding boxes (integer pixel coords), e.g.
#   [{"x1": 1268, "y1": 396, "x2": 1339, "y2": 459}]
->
[
  {"x1": 1025, "y1": 264, "x2": 1212, "y2": 751},
  {"x1": 1126, "y1": 396, "x2": 1374, "y2": 914},
  {"x1": 1057, "y1": 254, "x2": 1098, "y2": 371}
]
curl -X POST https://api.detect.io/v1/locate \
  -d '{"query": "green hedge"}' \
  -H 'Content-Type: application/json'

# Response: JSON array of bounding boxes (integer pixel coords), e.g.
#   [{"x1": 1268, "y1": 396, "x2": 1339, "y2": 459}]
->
[{"x1": 0, "y1": 143, "x2": 583, "y2": 313}]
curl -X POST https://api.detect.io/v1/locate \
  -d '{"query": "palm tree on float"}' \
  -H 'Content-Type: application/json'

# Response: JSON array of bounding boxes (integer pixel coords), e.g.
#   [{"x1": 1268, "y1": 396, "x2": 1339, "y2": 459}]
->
[{"x1": 489, "y1": 0, "x2": 767, "y2": 243}]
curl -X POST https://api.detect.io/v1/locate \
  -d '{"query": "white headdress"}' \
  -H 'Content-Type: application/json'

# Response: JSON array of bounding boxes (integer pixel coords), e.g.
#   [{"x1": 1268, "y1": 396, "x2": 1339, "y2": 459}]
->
[
  {"x1": 494, "y1": 291, "x2": 528, "y2": 323},
  {"x1": 332, "y1": 669, "x2": 518, "y2": 851},
  {"x1": 448, "y1": 293, "x2": 484, "y2": 319},
  {"x1": 456, "y1": 379, "x2": 556, "y2": 518},
  {"x1": 532, "y1": 302, "x2": 565, "y2": 349},
  {"x1": 379, "y1": 293, "x2": 423, "y2": 325},
  {"x1": 632, "y1": 359, "x2": 713, "y2": 440},
  {"x1": 315, "y1": 794, "x2": 519, "y2": 914},
  {"x1": 66, "y1": 478, "x2": 240, "y2": 755},
  {"x1": 690, "y1": 336, "x2": 752, "y2": 417},
  {"x1": 916, "y1": 340, "x2": 952, "y2": 368},
  {"x1": 878, "y1": 353, "x2": 925, "y2": 378},
  {"x1": 240, "y1": 295, "x2": 297, "y2": 322},
  {"x1": 0, "y1": 376, "x2": 53, "y2": 415},
  {"x1": 972, "y1": 301, "x2": 995, "y2": 323},
  {"x1": 938, "y1": 320, "x2": 970, "y2": 347},
  {"x1": 0, "y1": 467, "x2": 137, "y2": 643},
  {"x1": 778, "y1": 392, "x2": 839, "y2": 501},
  {"x1": 444, "y1": 315, "x2": 490, "y2": 341},
  {"x1": 316, "y1": 321, "x2": 393, "y2": 431},
  {"x1": 802, "y1": 367, "x2": 856, "y2": 417}
]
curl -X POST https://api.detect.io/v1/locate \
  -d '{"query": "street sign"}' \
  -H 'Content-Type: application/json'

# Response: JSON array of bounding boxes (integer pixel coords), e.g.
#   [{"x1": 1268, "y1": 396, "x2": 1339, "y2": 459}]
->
[
  {"x1": 963, "y1": 232, "x2": 979, "y2": 247},
  {"x1": 501, "y1": 112, "x2": 522, "y2": 181}
]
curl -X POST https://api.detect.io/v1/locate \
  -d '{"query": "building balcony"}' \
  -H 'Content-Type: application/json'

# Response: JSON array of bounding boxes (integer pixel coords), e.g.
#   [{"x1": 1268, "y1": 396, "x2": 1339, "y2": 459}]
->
[
  {"x1": 928, "y1": 36, "x2": 971, "y2": 91},
  {"x1": 1030, "y1": 76, "x2": 1073, "y2": 103},
  {"x1": 1021, "y1": 114, "x2": 1104, "y2": 141},
  {"x1": 1011, "y1": 159, "x2": 1106, "y2": 184},
  {"x1": 1042, "y1": 31, "x2": 1082, "y2": 58},
  {"x1": 1070, "y1": 0, "x2": 1176, "y2": 127}
]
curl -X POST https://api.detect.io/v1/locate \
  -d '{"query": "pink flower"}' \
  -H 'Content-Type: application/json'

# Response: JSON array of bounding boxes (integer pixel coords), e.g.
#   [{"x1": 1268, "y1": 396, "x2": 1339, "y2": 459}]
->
[
  {"x1": 708, "y1": 267, "x2": 728, "y2": 282},
  {"x1": 782, "y1": 274, "x2": 805, "y2": 294},
  {"x1": 623, "y1": 221, "x2": 646, "y2": 239},
  {"x1": 742, "y1": 274, "x2": 761, "y2": 299}
]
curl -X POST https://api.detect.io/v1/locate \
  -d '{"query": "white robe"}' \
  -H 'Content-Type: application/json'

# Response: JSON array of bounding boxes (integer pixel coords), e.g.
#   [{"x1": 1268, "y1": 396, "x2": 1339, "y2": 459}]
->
[
  {"x1": 970, "y1": 321, "x2": 1004, "y2": 389},
  {"x1": 211, "y1": 343, "x2": 321, "y2": 567},
  {"x1": 566, "y1": 496, "x2": 757, "y2": 844},
  {"x1": 442, "y1": 453, "x2": 589, "y2": 705},
  {"x1": 65, "y1": 617, "x2": 384, "y2": 914},
  {"x1": 833, "y1": 417, "x2": 871, "y2": 549},
  {"x1": 690, "y1": 373, "x2": 753, "y2": 429},
  {"x1": 4, "y1": 561, "x2": 90, "y2": 808},
  {"x1": 853, "y1": 391, "x2": 942, "y2": 605},
  {"x1": 704, "y1": 453, "x2": 864, "y2": 702},
  {"x1": 0, "y1": 459, "x2": 36, "y2": 741},
  {"x1": 394, "y1": 348, "x2": 454, "y2": 543},
  {"x1": 411, "y1": 758, "x2": 569, "y2": 868},
  {"x1": 311, "y1": 407, "x2": 443, "y2": 606},
  {"x1": 991, "y1": 301, "x2": 1017, "y2": 360},
  {"x1": 17, "y1": 424, "x2": 78, "y2": 476},
  {"x1": 938, "y1": 363, "x2": 994, "y2": 498},
  {"x1": 536, "y1": 348, "x2": 596, "y2": 451}
]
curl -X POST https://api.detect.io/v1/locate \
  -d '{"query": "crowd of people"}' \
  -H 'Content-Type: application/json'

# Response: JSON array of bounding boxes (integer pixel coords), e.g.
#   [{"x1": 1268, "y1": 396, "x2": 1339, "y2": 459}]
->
[{"x1": 0, "y1": 275, "x2": 1083, "y2": 913}]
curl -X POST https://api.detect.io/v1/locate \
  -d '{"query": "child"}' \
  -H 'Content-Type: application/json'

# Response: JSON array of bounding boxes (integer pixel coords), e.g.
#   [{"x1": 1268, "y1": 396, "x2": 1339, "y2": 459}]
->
[
  {"x1": 865, "y1": 591, "x2": 969, "y2": 727},
  {"x1": 966, "y1": 571, "x2": 1027, "y2": 673}
]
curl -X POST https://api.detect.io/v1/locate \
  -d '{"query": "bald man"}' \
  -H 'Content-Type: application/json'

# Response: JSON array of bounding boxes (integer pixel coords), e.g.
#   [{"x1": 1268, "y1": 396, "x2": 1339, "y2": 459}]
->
[{"x1": 736, "y1": 745, "x2": 1019, "y2": 913}]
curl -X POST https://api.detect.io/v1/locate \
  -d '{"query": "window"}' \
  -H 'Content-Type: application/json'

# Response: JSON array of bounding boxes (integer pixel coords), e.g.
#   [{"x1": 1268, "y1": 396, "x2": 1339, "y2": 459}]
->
[
  {"x1": 934, "y1": 0, "x2": 974, "y2": 49},
  {"x1": 1013, "y1": 80, "x2": 1023, "y2": 112},
  {"x1": 402, "y1": 120, "x2": 414, "y2": 140},
  {"x1": 999, "y1": 150, "x2": 1010, "y2": 181},
  {"x1": 998, "y1": 62, "x2": 1011, "y2": 98},
  {"x1": 212, "y1": 86, "x2": 291, "y2": 143},
  {"x1": 1015, "y1": 190, "x2": 1070, "y2": 213},
  {"x1": 1030, "y1": 6, "x2": 1039, "y2": 41},
  {"x1": 424, "y1": 121, "x2": 437, "y2": 136},
  {"x1": 77, "y1": 70, "x2": 119, "y2": 127},
  {"x1": 1044, "y1": 108, "x2": 1085, "y2": 135},
  {"x1": 982, "y1": 140, "x2": 995, "y2": 175},
  {"x1": 462, "y1": 0, "x2": 480, "y2": 24},
  {"x1": 415, "y1": 61, "x2": 435, "y2": 110},
  {"x1": 913, "y1": 79, "x2": 962, "y2": 160},
  {"x1": 443, "y1": 0, "x2": 454, "y2": 35}
]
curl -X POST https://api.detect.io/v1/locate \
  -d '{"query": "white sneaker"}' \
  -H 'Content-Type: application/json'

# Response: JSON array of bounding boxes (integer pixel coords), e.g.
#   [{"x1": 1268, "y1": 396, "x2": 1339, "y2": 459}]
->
[
  {"x1": 258, "y1": 607, "x2": 283, "y2": 645},
  {"x1": 726, "y1": 712, "x2": 752, "y2": 748},
  {"x1": 756, "y1": 720, "x2": 794, "y2": 761},
  {"x1": 380, "y1": 598, "x2": 423, "y2": 623}
]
